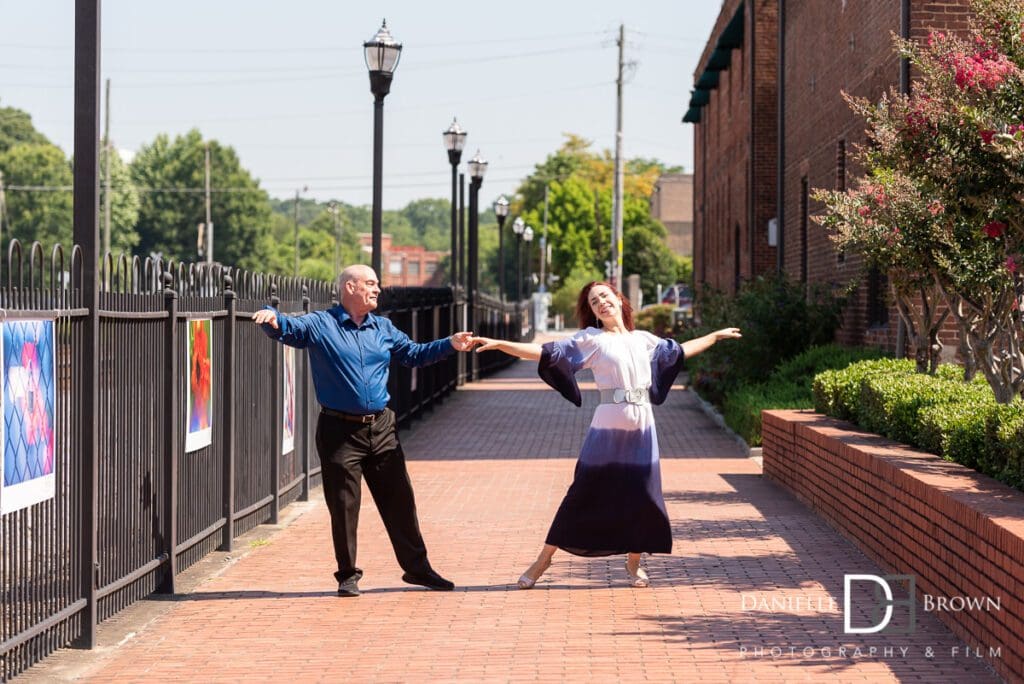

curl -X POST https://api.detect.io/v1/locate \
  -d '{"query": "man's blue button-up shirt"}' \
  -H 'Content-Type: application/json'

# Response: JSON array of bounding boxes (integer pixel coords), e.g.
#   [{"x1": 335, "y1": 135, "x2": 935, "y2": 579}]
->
[{"x1": 259, "y1": 305, "x2": 454, "y2": 414}]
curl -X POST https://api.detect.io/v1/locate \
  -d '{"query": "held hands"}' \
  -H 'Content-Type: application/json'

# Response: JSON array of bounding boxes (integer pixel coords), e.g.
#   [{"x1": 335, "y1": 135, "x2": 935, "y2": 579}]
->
[
  {"x1": 449, "y1": 331, "x2": 476, "y2": 352},
  {"x1": 465, "y1": 335, "x2": 500, "y2": 352},
  {"x1": 252, "y1": 309, "x2": 279, "y2": 329}
]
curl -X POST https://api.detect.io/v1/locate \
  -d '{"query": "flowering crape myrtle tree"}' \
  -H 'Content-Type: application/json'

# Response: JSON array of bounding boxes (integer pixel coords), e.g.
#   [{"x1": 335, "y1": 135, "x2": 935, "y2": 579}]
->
[
  {"x1": 814, "y1": 171, "x2": 951, "y2": 375},
  {"x1": 817, "y1": 0, "x2": 1024, "y2": 403}
]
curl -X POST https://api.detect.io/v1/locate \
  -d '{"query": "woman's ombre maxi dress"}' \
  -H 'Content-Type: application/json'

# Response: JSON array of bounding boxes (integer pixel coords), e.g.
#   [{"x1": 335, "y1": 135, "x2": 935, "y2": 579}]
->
[{"x1": 537, "y1": 327, "x2": 686, "y2": 557}]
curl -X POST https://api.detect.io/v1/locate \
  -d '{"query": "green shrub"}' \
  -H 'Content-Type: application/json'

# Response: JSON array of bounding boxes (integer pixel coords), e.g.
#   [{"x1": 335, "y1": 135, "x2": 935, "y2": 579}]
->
[
  {"x1": 985, "y1": 402, "x2": 1024, "y2": 488},
  {"x1": 812, "y1": 358, "x2": 1023, "y2": 492},
  {"x1": 812, "y1": 358, "x2": 915, "y2": 421},
  {"x1": 634, "y1": 304, "x2": 674, "y2": 337},
  {"x1": 686, "y1": 273, "x2": 843, "y2": 405},
  {"x1": 722, "y1": 380, "x2": 811, "y2": 446},
  {"x1": 917, "y1": 401, "x2": 993, "y2": 470}
]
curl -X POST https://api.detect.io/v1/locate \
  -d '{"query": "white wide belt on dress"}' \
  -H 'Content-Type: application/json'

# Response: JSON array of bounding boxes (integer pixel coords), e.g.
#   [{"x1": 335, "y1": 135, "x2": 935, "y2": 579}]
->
[{"x1": 599, "y1": 386, "x2": 650, "y2": 406}]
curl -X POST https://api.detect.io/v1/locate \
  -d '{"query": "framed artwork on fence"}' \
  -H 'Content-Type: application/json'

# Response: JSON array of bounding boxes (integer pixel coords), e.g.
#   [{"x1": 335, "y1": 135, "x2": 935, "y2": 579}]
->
[
  {"x1": 1, "y1": 319, "x2": 56, "y2": 515},
  {"x1": 185, "y1": 318, "x2": 213, "y2": 453},
  {"x1": 282, "y1": 345, "x2": 295, "y2": 455}
]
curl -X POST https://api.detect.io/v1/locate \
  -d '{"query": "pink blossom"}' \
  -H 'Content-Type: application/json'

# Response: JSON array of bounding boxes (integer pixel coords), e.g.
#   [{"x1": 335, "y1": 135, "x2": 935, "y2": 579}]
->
[
  {"x1": 980, "y1": 129, "x2": 996, "y2": 144},
  {"x1": 984, "y1": 220, "x2": 1007, "y2": 238},
  {"x1": 1007, "y1": 256, "x2": 1018, "y2": 273},
  {"x1": 857, "y1": 206, "x2": 871, "y2": 217},
  {"x1": 927, "y1": 200, "x2": 944, "y2": 216}
]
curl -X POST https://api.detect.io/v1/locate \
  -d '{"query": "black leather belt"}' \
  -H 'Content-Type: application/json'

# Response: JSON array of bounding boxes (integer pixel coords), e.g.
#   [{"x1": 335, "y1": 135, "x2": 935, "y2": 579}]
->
[{"x1": 321, "y1": 407, "x2": 385, "y2": 424}]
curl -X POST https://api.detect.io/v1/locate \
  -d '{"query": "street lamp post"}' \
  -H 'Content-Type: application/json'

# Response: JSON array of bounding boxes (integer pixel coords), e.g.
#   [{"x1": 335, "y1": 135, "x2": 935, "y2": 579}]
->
[
  {"x1": 467, "y1": 150, "x2": 488, "y2": 320},
  {"x1": 364, "y1": 20, "x2": 402, "y2": 281},
  {"x1": 512, "y1": 217, "x2": 525, "y2": 302},
  {"x1": 467, "y1": 151, "x2": 487, "y2": 381},
  {"x1": 442, "y1": 119, "x2": 467, "y2": 288},
  {"x1": 494, "y1": 196, "x2": 509, "y2": 301},
  {"x1": 523, "y1": 225, "x2": 535, "y2": 300}
]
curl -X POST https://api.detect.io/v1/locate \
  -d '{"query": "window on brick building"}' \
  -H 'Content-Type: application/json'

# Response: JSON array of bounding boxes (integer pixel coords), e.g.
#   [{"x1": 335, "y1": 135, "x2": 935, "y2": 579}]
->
[
  {"x1": 389, "y1": 257, "x2": 403, "y2": 276},
  {"x1": 837, "y1": 139, "x2": 847, "y2": 263},
  {"x1": 734, "y1": 222, "x2": 741, "y2": 293},
  {"x1": 408, "y1": 261, "x2": 420, "y2": 277},
  {"x1": 800, "y1": 176, "x2": 809, "y2": 283},
  {"x1": 867, "y1": 267, "x2": 889, "y2": 328},
  {"x1": 425, "y1": 261, "x2": 437, "y2": 275}
]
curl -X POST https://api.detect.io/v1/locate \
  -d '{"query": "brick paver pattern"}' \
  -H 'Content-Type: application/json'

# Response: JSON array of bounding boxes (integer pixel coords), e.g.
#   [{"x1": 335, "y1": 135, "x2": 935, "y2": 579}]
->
[{"x1": 40, "y1": 333, "x2": 1000, "y2": 682}]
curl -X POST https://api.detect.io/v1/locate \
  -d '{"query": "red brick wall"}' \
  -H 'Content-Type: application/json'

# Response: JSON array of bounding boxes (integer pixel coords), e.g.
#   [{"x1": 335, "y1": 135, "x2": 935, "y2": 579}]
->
[
  {"x1": 762, "y1": 410, "x2": 1024, "y2": 683},
  {"x1": 781, "y1": 0, "x2": 972, "y2": 349},
  {"x1": 692, "y1": 0, "x2": 777, "y2": 296}
]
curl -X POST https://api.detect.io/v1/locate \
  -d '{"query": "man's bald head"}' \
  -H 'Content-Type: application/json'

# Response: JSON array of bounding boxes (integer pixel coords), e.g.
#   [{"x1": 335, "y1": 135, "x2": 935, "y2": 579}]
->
[{"x1": 338, "y1": 264, "x2": 381, "y2": 319}]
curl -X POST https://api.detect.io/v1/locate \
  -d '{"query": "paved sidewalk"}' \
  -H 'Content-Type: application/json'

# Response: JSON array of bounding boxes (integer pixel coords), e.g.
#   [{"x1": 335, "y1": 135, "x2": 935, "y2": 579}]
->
[{"x1": 24, "y1": 333, "x2": 999, "y2": 682}]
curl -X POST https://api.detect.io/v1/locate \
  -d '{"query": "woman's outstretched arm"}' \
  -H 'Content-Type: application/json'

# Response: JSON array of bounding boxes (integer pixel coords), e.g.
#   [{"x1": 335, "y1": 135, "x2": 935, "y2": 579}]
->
[
  {"x1": 680, "y1": 327, "x2": 742, "y2": 358},
  {"x1": 468, "y1": 336, "x2": 543, "y2": 361}
]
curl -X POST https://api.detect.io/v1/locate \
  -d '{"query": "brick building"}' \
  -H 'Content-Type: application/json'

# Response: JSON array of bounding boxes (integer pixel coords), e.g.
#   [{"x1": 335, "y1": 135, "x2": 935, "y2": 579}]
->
[
  {"x1": 649, "y1": 173, "x2": 694, "y2": 257},
  {"x1": 688, "y1": 0, "x2": 972, "y2": 351},
  {"x1": 357, "y1": 233, "x2": 446, "y2": 287},
  {"x1": 684, "y1": 0, "x2": 778, "y2": 294}
]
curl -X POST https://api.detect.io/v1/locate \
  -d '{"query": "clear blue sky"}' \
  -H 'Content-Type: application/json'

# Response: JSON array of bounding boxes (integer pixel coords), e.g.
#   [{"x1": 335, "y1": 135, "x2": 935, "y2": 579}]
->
[{"x1": 2, "y1": 1, "x2": 721, "y2": 210}]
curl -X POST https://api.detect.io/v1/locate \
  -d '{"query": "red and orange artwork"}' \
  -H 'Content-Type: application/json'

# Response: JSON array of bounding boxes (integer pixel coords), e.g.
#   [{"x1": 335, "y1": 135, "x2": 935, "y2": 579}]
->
[{"x1": 185, "y1": 319, "x2": 213, "y2": 452}]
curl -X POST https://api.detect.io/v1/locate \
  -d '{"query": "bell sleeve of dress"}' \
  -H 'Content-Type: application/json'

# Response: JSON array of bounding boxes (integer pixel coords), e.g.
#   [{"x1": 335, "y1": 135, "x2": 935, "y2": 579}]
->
[
  {"x1": 537, "y1": 328, "x2": 600, "y2": 407},
  {"x1": 637, "y1": 330, "x2": 686, "y2": 405}
]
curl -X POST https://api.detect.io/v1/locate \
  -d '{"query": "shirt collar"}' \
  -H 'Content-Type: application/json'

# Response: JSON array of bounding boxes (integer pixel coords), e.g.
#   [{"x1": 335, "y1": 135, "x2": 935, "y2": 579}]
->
[{"x1": 333, "y1": 305, "x2": 377, "y2": 330}]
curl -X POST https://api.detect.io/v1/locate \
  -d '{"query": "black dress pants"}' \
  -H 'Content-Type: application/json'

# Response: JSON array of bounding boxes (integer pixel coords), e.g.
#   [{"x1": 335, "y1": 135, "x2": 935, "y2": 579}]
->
[{"x1": 315, "y1": 408, "x2": 432, "y2": 583}]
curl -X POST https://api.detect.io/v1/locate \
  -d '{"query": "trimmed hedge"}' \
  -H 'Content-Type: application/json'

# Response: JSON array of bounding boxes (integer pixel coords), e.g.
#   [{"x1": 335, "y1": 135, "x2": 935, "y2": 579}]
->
[
  {"x1": 812, "y1": 359, "x2": 1024, "y2": 491},
  {"x1": 721, "y1": 344, "x2": 888, "y2": 446}
]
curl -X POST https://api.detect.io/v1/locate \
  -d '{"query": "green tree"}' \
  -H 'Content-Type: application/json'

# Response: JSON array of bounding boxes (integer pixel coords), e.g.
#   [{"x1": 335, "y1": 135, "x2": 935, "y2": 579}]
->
[
  {"x1": 0, "y1": 143, "x2": 72, "y2": 251},
  {"x1": 0, "y1": 103, "x2": 49, "y2": 154},
  {"x1": 98, "y1": 146, "x2": 141, "y2": 255},
  {"x1": 131, "y1": 129, "x2": 271, "y2": 270},
  {"x1": 513, "y1": 135, "x2": 684, "y2": 305}
]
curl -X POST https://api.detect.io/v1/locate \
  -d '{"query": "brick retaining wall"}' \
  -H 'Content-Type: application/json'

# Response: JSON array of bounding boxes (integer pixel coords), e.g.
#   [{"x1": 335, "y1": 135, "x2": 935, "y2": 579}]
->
[{"x1": 762, "y1": 409, "x2": 1024, "y2": 682}]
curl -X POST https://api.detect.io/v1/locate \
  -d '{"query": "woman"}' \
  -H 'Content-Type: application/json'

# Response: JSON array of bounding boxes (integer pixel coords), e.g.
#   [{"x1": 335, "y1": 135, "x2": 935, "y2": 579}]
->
[{"x1": 469, "y1": 281, "x2": 740, "y2": 589}]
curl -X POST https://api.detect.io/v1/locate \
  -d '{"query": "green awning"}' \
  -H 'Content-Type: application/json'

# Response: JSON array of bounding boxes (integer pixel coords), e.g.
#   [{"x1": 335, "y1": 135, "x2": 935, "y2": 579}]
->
[
  {"x1": 716, "y1": 8, "x2": 744, "y2": 50},
  {"x1": 682, "y1": 2, "x2": 745, "y2": 126},
  {"x1": 706, "y1": 47, "x2": 732, "y2": 71},
  {"x1": 682, "y1": 108, "x2": 702, "y2": 123},
  {"x1": 696, "y1": 70, "x2": 720, "y2": 89}
]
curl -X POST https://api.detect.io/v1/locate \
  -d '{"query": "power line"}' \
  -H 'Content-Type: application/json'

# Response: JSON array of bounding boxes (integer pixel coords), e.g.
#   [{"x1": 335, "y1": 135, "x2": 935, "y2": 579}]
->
[
  {"x1": 0, "y1": 43, "x2": 609, "y2": 90},
  {"x1": 0, "y1": 30, "x2": 610, "y2": 55}
]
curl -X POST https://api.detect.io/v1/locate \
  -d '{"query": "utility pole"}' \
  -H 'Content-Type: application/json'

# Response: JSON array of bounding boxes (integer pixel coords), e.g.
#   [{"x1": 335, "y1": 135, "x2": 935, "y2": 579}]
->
[
  {"x1": 540, "y1": 185, "x2": 549, "y2": 293},
  {"x1": 204, "y1": 141, "x2": 213, "y2": 264},
  {"x1": 102, "y1": 78, "x2": 111, "y2": 257},
  {"x1": 293, "y1": 186, "x2": 306, "y2": 276},
  {"x1": 0, "y1": 170, "x2": 6, "y2": 242},
  {"x1": 611, "y1": 23, "x2": 625, "y2": 289},
  {"x1": 329, "y1": 201, "x2": 341, "y2": 278},
  {"x1": 293, "y1": 188, "x2": 300, "y2": 276}
]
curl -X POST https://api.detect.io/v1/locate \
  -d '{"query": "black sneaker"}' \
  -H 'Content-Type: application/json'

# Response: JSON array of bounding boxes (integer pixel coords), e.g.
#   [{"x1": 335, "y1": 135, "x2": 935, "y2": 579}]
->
[
  {"x1": 337, "y1": 575, "x2": 361, "y2": 597},
  {"x1": 401, "y1": 569, "x2": 455, "y2": 591}
]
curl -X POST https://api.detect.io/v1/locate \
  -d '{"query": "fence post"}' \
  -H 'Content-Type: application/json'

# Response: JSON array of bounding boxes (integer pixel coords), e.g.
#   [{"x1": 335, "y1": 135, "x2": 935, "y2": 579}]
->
[
  {"x1": 269, "y1": 283, "x2": 281, "y2": 524},
  {"x1": 157, "y1": 271, "x2": 178, "y2": 593},
  {"x1": 220, "y1": 273, "x2": 236, "y2": 550},
  {"x1": 299, "y1": 285, "x2": 311, "y2": 502}
]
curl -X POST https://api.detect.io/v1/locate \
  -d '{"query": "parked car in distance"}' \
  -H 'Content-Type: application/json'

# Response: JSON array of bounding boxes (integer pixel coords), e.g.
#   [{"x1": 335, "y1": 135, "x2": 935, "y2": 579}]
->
[{"x1": 661, "y1": 283, "x2": 693, "y2": 312}]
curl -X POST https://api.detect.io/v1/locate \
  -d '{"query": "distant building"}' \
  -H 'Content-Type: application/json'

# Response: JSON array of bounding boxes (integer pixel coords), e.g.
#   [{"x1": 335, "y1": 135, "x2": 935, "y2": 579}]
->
[
  {"x1": 357, "y1": 233, "x2": 446, "y2": 287},
  {"x1": 649, "y1": 173, "x2": 693, "y2": 257},
  {"x1": 684, "y1": 0, "x2": 778, "y2": 295}
]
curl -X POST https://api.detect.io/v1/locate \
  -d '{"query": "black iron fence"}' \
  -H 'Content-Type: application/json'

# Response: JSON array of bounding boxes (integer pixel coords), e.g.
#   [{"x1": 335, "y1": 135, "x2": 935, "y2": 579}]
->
[{"x1": 0, "y1": 242, "x2": 528, "y2": 680}]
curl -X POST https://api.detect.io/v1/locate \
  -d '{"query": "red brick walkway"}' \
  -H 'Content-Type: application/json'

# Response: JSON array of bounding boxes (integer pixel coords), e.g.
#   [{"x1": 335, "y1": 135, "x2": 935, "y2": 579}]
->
[{"x1": 25, "y1": 333, "x2": 1000, "y2": 682}]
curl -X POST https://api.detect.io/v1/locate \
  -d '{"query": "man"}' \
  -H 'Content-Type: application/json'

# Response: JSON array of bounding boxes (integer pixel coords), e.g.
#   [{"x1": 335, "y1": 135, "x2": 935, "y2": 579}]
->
[{"x1": 253, "y1": 264, "x2": 473, "y2": 597}]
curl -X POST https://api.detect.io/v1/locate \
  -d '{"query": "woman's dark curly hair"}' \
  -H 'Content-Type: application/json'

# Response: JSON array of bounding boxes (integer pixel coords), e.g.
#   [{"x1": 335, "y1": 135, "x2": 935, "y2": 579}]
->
[{"x1": 575, "y1": 281, "x2": 634, "y2": 331}]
